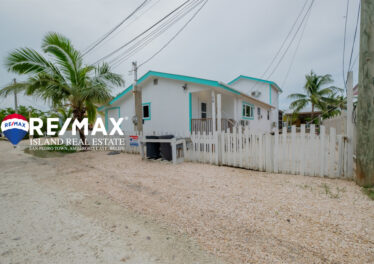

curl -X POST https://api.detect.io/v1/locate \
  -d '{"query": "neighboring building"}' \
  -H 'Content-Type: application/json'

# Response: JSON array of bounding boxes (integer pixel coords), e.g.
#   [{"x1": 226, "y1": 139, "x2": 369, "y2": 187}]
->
[
  {"x1": 98, "y1": 71, "x2": 282, "y2": 135},
  {"x1": 283, "y1": 111, "x2": 323, "y2": 127}
]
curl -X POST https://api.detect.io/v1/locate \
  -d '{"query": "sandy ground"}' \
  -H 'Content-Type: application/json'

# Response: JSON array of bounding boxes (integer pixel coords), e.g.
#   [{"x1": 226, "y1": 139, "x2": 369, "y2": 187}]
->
[
  {"x1": 1, "y1": 140, "x2": 374, "y2": 263},
  {"x1": 0, "y1": 140, "x2": 223, "y2": 264}
]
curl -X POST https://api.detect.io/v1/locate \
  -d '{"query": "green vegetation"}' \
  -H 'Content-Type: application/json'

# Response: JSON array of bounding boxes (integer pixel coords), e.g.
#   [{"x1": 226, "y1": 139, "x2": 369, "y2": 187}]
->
[
  {"x1": 319, "y1": 183, "x2": 346, "y2": 199},
  {"x1": 288, "y1": 71, "x2": 344, "y2": 120},
  {"x1": 0, "y1": 32, "x2": 124, "y2": 144},
  {"x1": 362, "y1": 187, "x2": 374, "y2": 200}
]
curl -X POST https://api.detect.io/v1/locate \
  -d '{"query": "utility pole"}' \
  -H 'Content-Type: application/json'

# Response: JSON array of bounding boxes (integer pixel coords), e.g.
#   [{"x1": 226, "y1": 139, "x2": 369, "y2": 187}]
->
[
  {"x1": 356, "y1": 0, "x2": 374, "y2": 187},
  {"x1": 346, "y1": 71, "x2": 354, "y2": 179},
  {"x1": 13, "y1": 78, "x2": 18, "y2": 113},
  {"x1": 132, "y1": 61, "x2": 143, "y2": 133}
]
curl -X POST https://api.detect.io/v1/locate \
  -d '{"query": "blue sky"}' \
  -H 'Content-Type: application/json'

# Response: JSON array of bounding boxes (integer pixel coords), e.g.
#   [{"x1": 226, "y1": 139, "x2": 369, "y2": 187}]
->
[{"x1": 0, "y1": 0, "x2": 360, "y2": 111}]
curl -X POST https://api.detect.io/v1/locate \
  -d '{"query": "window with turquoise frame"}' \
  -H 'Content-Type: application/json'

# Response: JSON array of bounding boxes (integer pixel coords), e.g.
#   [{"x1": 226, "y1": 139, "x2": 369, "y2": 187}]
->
[
  {"x1": 242, "y1": 102, "x2": 254, "y2": 120},
  {"x1": 142, "y1": 102, "x2": 151, "y2": 120}
]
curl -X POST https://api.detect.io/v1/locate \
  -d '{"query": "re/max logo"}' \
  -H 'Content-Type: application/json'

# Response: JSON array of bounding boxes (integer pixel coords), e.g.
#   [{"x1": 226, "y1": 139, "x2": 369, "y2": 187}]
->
[{"x1": 3, "y1": 121, "x2": 26, "y2": 128}]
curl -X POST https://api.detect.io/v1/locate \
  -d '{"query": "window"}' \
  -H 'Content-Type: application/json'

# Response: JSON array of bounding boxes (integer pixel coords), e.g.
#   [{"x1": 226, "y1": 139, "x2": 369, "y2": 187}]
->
[
  {"x1": 267, "y1": 110, "x2": 270, "y2": 120},
  {"x1": 142, "y1": 103, "x2": 151, "y2": 120},
  {"x1": 201, "y1": 102, "x2": 207, "y2": 119},
  {"x1": 153, "y1": 78, "x2": 158, "y2": 85},
  {"x1": 256, "y1": 107, "x2": 263, "y2": 119},
  {"x1": 242, "y1": 102, "x2": 254, "y2": 119}
]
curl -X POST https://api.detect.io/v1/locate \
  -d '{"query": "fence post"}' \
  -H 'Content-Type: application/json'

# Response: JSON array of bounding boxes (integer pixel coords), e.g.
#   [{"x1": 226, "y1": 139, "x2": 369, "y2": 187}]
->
[
  {"x1": 274, "y1": 128, "x2": 279, "y2": 173},
  {"x1": 291, "y1": 126, "x2": 296, "y2": 174},
  {"x1": 300, "y1": 124, "x2": 305, "y2": 176},
  {"x1": 329, "y1": 127, "x2": 337, "y2": 178},
  {"x1": 310, "y1": 124, "x2": 316, "y2": 176},
  {"x1": 319, "y1": 126, "x2": 326, "y2": 177}
]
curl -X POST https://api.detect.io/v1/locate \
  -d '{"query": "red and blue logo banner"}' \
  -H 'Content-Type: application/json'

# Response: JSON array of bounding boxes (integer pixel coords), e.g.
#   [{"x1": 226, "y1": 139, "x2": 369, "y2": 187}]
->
[{"x1": 1, "y1": 114, "x2": 29, "y2": 145}]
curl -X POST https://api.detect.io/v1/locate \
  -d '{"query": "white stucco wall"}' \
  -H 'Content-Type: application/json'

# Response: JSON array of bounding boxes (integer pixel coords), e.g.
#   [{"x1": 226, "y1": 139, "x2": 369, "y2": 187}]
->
[
  {"x1": 101, "y1": 76, "x2": 279, "y2": 135},
  {"x1": 230, "y1": 78, "x2": 280, "y2": 131}
]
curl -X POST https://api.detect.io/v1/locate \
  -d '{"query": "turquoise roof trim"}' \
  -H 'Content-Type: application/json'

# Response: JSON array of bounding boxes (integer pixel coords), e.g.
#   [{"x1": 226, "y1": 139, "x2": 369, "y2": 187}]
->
[
  {"x1": 228, "y1": 75, "x2": 283, "y2": 93},
  {"x1": 98, "y1": 71, "x2": 241, "y2": 110}
]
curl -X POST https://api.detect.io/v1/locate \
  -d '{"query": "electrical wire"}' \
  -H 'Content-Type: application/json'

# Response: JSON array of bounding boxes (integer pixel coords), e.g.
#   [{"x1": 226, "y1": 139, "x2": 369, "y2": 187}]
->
[
  {"x1": 243, "y1": 0, "x2": 313, "y2": 96},
  {"x1": 110, "y1": 0, "x2": 202, "y2": 67},
  {"x1": 83, "y1": 0, "x2": 151, "y2": 56},
  {"x1": 281, "y1": 8, "x2": 311, "y2": 88},
  {"x1": 342, "y1": 0, "x2": 350, "y2": 89},
  {"x1": 138, "y1": 0, "x2": 208, "y2": 68},
  {"x1": 348, "y1": 1, "x2": 361, "y2": 72},
  {"x1": 266, "y1": 0, "x2": 315, "y2": 80},
  {"x1": 99, "y1": 0, "x2": 162, "y2": 48},
  {"x1": 112, "y1": 0, "x2": 205, "y2": 68},
  {"x1": 94, "y1": 0, "x2": 192, "y2": 64},
  {"x1": 260, "y1": 0, "x2": 310, "y2": 80}
]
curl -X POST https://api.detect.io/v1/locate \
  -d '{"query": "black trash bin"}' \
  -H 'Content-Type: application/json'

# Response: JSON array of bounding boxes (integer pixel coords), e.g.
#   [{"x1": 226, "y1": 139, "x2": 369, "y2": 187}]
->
[
  {"x1": 146, "y1": 135, "x2": 160, "y2": 159},
  {"x1": 159, "y1": 135, "x2": 174, "y2": 161}
]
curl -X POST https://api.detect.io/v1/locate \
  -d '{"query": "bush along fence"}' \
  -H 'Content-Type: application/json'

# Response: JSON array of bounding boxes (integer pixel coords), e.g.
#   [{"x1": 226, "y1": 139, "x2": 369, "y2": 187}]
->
[{"x1": 185, "y1": 124, "x2": 351, "y2": 179}]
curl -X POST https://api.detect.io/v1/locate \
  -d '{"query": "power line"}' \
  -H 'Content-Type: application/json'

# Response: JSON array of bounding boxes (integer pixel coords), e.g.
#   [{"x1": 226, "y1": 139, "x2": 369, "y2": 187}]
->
[
  {"x1": 100, "y1": 0, "x2": 162, "y2": 48},
  {"x1": 111, "y1": 0, "x2": 204, "y2": 68},
  {"x1": 266, "y1": 0, "x2": 315, "y2": 80},
  {"x1": 260, "y1": 0, "x2": 310, "y2": 80},
  {"x1": 83, "y1": 0, "x2": 151, "y2": 56},
  {"x1": 342, "y1": 0, "x2": 350, "y2": 89},
  {"x1": 94, "y1": 0, "x2": 193, "y2": 64},
  {"x1": 110, "y1": 0, "x2": 201, "y2": 67},
  {"x1": 243, "y1": 0, "x2": 314, "y2": 96},
  {"x1": 138, "y1": 0, "x2": 208, "y2": 68},
  {"x1": 348, "y1": 1, "x2": 361, "y2": 72},
  {"x1": 281, "y1": 8, "x2": 312, "y2": 88},
  {"x1": 110, "y1": 0, "x2": 203, "y2": 67}
]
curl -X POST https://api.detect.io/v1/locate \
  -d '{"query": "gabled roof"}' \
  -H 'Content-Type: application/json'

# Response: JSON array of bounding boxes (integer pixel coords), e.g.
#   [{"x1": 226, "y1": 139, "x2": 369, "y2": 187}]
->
[
  {"x1": 98, "y1": 71, "x2": 275, "y2": 111},
  {"x1": 228, "y1": 75, "x2": 283, "y2": 93}
]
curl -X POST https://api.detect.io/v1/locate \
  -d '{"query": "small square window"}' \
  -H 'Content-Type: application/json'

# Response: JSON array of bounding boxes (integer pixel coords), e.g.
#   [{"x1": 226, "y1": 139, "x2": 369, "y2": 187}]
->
[
  {"x1": 242, "y1": 102, "x2": 254, "y2": 119},
  {"x1": 153, "y1": 78, "x2": 158, "y2": 85}
]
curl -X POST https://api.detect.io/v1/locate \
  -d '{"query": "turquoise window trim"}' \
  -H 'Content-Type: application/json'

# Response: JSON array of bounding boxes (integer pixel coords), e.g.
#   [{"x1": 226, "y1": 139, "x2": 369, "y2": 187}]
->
[
  {"x1": 242, "y1": 101, "x2": 254, "y2": 120},
  {"x1": 142, "y1": 102, "x2": 151, "y2": 121},
  {"x1": 105, "y1": 107, "x2": 120, "y2": 131},
  {"x1": 189, "y1": 93, "x2": 192, "y2": 132}
]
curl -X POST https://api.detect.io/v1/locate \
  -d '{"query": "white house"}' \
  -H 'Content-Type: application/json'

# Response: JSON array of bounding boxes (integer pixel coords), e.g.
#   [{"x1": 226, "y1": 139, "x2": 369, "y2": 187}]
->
[{"x1": 98, "y1": 71, "x2": 282, "y2": 135}]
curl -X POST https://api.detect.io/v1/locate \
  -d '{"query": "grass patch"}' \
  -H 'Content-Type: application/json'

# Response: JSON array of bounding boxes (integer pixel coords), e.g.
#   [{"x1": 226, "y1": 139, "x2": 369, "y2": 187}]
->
[
  {"x1": 362, "y1": 187, "x2": 374, "y2": 200},
  {"x1": 320, "y1": 183, "x2": 345, "y2": 199}
]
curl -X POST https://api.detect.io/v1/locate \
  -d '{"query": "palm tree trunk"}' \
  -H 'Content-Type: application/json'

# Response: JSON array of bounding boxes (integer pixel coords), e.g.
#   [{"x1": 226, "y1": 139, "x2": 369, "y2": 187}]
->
[
  {"x1": 311, "y1": 104, "x2": 315, "y2": 124},
  {"x1": 73, "y1": 108, "x2": 87, "y2": 148}
]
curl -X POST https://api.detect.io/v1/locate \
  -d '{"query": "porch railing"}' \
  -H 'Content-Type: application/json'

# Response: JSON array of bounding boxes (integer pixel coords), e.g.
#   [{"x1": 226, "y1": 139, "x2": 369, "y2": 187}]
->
[{"x1": 191, "y1": 118, "x2": 235, "y2": 134}]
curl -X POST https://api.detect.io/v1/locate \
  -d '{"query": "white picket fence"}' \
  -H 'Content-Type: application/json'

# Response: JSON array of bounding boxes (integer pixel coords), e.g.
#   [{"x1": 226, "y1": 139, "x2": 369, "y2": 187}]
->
[{"x1": 185, "y1": 124, "x2": 350, "y2": 179}]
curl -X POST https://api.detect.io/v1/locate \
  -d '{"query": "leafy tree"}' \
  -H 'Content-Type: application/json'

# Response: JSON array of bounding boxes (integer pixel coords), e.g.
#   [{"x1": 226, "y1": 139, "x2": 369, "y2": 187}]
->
[
  {"x1": 0, "y1": 32, "x2": 124, "y2": 144},
  {"x1": 288, "y1": 71, "x2": 343, "y2": 121}
]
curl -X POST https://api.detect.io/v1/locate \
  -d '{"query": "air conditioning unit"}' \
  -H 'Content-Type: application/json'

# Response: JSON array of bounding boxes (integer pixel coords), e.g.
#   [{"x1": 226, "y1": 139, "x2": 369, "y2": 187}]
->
[{"x1": 251, "y1": 91, "x2": 261, "y2": 98}]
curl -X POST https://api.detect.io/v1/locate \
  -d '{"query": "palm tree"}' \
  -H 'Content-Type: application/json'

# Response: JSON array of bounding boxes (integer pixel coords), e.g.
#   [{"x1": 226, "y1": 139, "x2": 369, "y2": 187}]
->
[
  {"x1": 0, "y1": 32, "x2": 124, "y2": 144},
  {"x1": 288, "y1": 71, "x2": 342, "y2": 121}
]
